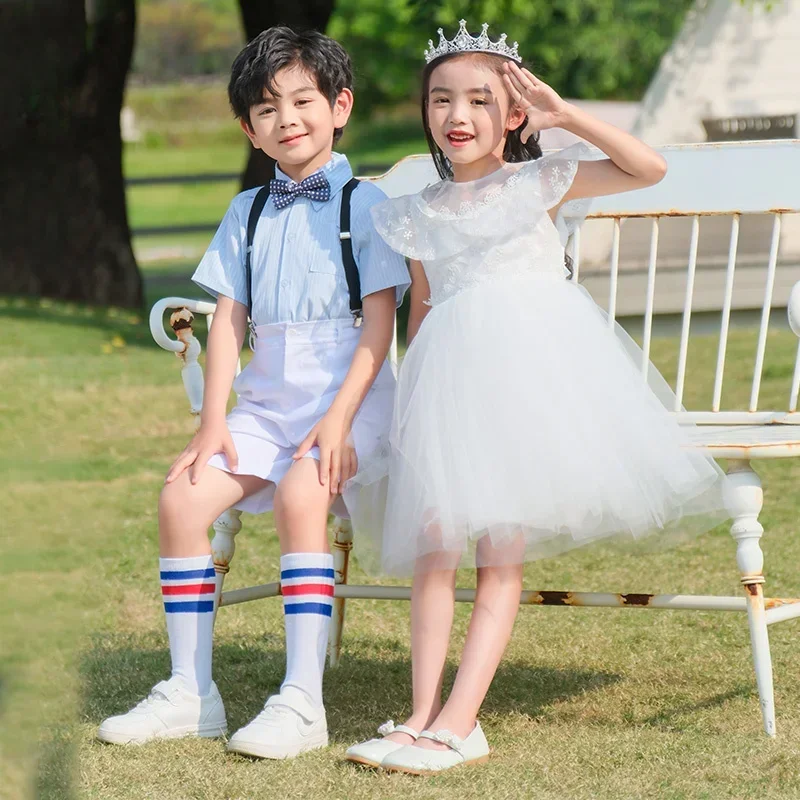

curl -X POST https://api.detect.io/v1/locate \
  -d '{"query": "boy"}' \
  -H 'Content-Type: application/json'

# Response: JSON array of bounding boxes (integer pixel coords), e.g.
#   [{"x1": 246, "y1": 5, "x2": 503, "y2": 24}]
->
[{"x1": 98, "y1": 27, "x2": 409, "y2": 759}]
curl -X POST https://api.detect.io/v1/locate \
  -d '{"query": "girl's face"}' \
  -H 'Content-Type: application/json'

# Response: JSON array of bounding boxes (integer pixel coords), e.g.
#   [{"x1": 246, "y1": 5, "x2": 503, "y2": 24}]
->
[{"x1": 426, "y1": 57, "x2": 525, "y2": 179}]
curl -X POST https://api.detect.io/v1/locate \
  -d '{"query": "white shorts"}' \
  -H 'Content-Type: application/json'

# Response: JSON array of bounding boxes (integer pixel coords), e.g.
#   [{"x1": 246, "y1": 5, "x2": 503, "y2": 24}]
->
[{"x1": 207, "y1": 318, "x2": 395, "y2": 517}]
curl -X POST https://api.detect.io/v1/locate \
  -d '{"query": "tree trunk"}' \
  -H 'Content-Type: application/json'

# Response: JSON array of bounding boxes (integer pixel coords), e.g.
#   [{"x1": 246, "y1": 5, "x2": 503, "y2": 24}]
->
[
  {"x1": 236, "y1": 0, "x2": 337, "y2": 189},
  {"x1": 0, "y1": 0, "x2": 141, "y2": 308}
]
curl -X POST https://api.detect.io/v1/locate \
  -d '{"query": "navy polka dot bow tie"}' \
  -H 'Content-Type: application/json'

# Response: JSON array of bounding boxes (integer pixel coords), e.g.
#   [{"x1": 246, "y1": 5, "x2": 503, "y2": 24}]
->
[{"x1": 269, "y1": 171, "x2": 331, "y2": 209}]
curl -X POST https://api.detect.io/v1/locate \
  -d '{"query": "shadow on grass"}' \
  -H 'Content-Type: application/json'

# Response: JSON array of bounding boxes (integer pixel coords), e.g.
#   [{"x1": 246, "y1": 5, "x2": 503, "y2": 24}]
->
[
  {"x1": 638, "y1": 685, "x2": 756, "y2": 731},
  {"x1": 0, "y1": 273, "x2": 208, "y2": 354},
  {"x1": 79, "y1": 633, "x2": 619, "y2": 745}
]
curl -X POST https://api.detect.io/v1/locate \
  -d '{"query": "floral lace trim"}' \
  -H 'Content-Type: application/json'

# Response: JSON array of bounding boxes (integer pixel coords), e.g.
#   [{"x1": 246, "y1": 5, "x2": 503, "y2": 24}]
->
[{"x1": 421, "y1": 168, "x2": 525, "y2": 222}]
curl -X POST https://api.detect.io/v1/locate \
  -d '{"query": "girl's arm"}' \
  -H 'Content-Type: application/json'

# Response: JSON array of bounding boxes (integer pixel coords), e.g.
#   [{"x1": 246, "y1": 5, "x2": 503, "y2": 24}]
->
[
  {"x1": 503, "y1": 63, "x2": 667, "y2": 203},
  {"x1": 165, "y1": 295, "x2": 247, "y2": 484},
  {"x1": 557, "y1": 106, "x2": 667, "y2": 202},
  {"x1": 293, "y1": 287, "x2": 396, "y2": 493},
  {"x1": 407, "y1": 259, "x2": 432, "y2": 345}
]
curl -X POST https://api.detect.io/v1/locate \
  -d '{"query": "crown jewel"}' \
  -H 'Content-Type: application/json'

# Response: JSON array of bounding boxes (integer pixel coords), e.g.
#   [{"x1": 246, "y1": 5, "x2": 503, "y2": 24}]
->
[{"x1": 424, "y1": 20, "x2": 521, "y2": 64}]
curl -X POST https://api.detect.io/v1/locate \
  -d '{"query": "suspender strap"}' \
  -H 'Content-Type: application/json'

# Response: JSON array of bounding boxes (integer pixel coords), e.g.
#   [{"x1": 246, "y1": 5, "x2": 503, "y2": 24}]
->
[
  {"x1": 339, "y1": 177, "x2": 363, "y2": 324},
  {"x1": 245, "y1": 178, "x2": 362, "y2": 323},
  {"x1": 245, "y1": 185, "x2": 271, "y2": 315}
]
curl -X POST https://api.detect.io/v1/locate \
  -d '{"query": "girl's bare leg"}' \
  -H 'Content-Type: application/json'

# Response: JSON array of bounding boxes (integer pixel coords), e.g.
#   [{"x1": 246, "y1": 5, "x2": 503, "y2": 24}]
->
[
  {"x1": 414, "y1": 536, "x2": 524, "y2": 750},
  {"x1": 384, "y1": 548, "x2": 460, "y2": 745}
]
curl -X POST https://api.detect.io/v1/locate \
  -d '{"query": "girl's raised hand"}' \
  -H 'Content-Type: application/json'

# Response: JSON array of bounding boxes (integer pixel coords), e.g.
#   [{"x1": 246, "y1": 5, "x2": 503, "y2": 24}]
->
[{"x1": 502, "y1": 62, "x2": 568, "y2": 141}]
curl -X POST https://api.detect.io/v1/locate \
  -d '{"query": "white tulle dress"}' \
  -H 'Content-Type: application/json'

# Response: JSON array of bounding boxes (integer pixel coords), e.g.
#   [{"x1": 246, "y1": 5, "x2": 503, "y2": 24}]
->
[{"x1": 349, "y1": 144, "x2": 728, "y2": 576}]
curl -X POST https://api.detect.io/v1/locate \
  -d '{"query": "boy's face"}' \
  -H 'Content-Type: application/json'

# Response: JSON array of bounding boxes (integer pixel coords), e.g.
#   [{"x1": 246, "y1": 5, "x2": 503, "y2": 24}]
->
[{"x1": 242, "y1": 64, "x2": 353, "y2": 178}]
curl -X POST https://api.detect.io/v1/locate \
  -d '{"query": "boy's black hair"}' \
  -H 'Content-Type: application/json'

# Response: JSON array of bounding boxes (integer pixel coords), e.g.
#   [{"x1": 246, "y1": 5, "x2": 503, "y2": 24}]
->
[
  {"x1": 228, "y1": 26, "x2": 353, "y2": 144},
  {"x1": 421, "y1": 51, "x2": 542, "y2": 181}
]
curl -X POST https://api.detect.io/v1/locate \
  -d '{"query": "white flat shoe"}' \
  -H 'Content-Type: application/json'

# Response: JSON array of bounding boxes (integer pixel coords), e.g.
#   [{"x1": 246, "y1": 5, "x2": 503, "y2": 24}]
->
[
  {"x1": 381, "y1": 721, "x2": 490, "y2": 774},
  {"x1": 344, "y1": 720, "x2": 420, "y2": 768}
]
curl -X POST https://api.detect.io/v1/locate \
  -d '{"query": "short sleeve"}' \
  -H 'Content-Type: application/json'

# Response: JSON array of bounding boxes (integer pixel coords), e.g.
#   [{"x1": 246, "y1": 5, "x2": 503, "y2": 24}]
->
[
  {"x1": 191, "y1": 190, "x2": 255, "y2": 307},
  {"x1": 534, "y1": 142, "x2": 602, "y2": 245},
  {"x1": 351, "y1": 182, "x2": 411, "y2": 307},
  {"x1": 370, "y1": 193, "x2": 430, "y2": 260}
]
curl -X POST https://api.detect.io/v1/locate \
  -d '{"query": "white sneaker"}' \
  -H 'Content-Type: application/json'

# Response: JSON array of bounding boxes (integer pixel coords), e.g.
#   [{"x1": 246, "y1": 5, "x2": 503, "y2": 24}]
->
[
  {"x1": 97, "y1": 677, "x2": 227, "y2": 745},
  {"x1": 381, "y1": 721, "x2": 490, "y2": 774},
  {"x1": 227, "y1": 695, "x2": 328, "y2": 759},
  {"x1": 345, "y1": 720, "x2": 420, "y2": 768}
]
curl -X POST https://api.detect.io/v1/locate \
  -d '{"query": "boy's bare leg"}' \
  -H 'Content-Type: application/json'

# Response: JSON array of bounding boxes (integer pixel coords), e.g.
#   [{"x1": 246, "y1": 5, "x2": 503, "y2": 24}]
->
[
  {"x1": 157, "y1": 467, "x2": 270, "y2": 695},
  {"x1": 273, "y1": 456, "x2": 336, "y2": 553},
  {"x1": 97, "y1": 467, "x2": 270, "y2": 744},
  {"x1": 159, "y1": 467, "x2": 269, "y2": 557},
  {"x1": 227, "y1": 457, "x2": 337, "y2": 758}
]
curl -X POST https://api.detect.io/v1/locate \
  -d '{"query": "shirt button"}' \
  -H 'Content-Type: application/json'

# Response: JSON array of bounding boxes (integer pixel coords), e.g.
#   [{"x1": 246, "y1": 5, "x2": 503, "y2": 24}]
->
[
  {"x1": 287, "y1": 233, "x2": 296, "y2": 242},
  {"x1": 280, "y1": 279, "x2": 289, "y2": 288}
]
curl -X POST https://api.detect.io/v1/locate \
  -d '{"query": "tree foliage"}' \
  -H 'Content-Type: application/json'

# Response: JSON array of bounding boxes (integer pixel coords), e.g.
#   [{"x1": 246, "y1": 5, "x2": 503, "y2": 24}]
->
[{"x1": 329, "y1": 0, "x2": 695, "y2": 114}]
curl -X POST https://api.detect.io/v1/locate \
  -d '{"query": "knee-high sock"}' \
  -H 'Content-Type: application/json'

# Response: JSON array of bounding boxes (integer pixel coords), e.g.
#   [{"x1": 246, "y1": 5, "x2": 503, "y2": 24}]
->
[
  {"x1": 160, "y1": 555, "x2": 216, "y2": 695},
  {"x1": 278, "y1": 552, "x2": 335, "y2": 714}
]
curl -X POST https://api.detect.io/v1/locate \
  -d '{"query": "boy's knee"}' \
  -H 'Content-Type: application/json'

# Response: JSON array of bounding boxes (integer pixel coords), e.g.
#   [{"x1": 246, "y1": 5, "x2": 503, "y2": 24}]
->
[
  {"x1": 273, "y1": 479, "x2": 308, "y2": 523},
  {"x1": 159, "y1": 479, "x2": 191, "y2": 525}
]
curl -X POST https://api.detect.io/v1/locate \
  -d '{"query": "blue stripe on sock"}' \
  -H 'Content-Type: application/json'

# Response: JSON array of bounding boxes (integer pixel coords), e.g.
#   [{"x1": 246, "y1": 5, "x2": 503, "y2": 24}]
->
[
  {"x1": 283, "y1": 602, "x2": 333, "y2": 617},
  {"x1": 280, "y1": 567, "x2": 335, "y2": 581},
  {"x1": 160, "y1": 567, "x2": 215, "y2": 581},
  {"x1": 164, "y1": 600, "x2": 215, "y2": 614}
]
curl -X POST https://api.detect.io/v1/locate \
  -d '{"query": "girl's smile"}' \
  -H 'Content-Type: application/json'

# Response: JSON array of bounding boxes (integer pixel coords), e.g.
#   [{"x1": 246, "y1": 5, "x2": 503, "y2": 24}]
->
[
  {"x1": 446, "y1": 130, "x2": 475, "y2": 147},
  {"x1": 426, "y1": 58, "x2": 525, "y2": 182}
]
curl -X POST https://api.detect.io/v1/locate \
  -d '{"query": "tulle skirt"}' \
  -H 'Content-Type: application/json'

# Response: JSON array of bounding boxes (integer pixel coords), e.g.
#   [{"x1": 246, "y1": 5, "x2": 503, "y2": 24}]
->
[{"x1": 349, "y1": 272, "x2": 729, "y2": 576}]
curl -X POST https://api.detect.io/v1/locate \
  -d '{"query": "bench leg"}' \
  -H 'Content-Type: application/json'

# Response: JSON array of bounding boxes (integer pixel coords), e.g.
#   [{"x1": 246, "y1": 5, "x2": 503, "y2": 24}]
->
[
  {"x1": 210, "y1": 508, "x2": 243, "y2": 621},
  {"x1": 725, "y1": 459, "x2": 775, "y2": 737},
  {"x1": 329, "y1": 518, "x2": 353, "y2": 668}
]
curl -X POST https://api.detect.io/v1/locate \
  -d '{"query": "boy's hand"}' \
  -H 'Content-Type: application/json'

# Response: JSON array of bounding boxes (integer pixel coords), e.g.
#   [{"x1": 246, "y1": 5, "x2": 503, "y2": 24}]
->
[
  {"x1": 293, "y1": 410, "x2": 357, "y2": 494},
  {"x1": 165, "y1": 419, "x2": 238, "y2": 485}
]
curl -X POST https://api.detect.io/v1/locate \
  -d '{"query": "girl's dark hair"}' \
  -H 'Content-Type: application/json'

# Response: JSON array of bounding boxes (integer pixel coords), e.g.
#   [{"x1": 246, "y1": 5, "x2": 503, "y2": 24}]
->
[
  {"x1": 228, "y1": 27, "x2": 353, "y2": 144},
  {"x1": 421, "y1": 51, "x2": 543, "y2": 181}
]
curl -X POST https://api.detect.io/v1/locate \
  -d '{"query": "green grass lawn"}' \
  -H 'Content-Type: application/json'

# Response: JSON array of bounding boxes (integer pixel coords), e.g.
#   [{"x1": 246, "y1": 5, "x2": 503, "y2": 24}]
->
[{"x1": 5, "y1": 288, "x2": 800, "y2": 799}]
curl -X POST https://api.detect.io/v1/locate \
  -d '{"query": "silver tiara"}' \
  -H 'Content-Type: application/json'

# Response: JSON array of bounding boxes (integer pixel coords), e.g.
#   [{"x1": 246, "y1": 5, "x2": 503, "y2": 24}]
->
[{"x1": 424, "y1": 20, "x2": 522, "y2": 64}]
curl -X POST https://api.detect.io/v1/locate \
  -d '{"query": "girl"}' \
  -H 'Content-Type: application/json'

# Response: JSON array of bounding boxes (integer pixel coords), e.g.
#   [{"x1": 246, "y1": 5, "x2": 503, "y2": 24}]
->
[{"x1": 345, "y1": 21, "x2": 727, "y2": 773}]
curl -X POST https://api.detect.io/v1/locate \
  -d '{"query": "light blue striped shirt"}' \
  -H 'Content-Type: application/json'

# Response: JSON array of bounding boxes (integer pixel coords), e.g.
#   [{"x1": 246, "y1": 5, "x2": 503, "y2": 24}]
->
[{"x1": 192, "y1": 152, "x2": 410, "y2": 325}]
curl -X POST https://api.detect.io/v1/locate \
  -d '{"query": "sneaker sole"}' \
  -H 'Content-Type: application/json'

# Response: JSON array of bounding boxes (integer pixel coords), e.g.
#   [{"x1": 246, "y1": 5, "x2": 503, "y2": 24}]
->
[
  {"x1": 383, "y1": 754, "x2": 490, "y2": 775},
  {"x1": 227, "y1": 732, "x2": 329, "y2": 760},
  {"x1": 97, "y1": 722, "x2": 228, "y2": 746}
]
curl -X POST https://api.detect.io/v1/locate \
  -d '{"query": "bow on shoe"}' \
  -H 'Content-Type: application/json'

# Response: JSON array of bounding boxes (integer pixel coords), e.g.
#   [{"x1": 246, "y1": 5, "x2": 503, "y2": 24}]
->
[
  {"x1": 428, "y1": 729, "x2": 463, "y2": 752},
  {"x1": 269, "y1": 172, "x2": 331, "y2": 209},
  {"x1": 377, "y1": 720, "x2": 396, "y2": 736}
]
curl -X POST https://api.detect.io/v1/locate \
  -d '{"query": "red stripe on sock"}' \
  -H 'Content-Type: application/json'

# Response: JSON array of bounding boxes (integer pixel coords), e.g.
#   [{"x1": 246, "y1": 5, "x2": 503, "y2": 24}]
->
[
  {"x1": 161, "y1": 583, "x2": 216, "y2": 595},
  {"x1": 281, "y1": 583, "x2": 335, "y2": 597}
]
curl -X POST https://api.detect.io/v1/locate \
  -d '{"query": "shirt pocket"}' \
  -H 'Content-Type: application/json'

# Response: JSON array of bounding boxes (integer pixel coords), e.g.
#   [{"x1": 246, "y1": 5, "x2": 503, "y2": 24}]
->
[{"x1": 308, "y1": 252, "x2": 341, "y2": 275}]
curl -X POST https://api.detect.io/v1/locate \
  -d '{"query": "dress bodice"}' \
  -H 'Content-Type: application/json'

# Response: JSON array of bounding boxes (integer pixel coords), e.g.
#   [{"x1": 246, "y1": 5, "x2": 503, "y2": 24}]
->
[{"x1": 371, "y1": 143, "x2": 595, "y2": 306}]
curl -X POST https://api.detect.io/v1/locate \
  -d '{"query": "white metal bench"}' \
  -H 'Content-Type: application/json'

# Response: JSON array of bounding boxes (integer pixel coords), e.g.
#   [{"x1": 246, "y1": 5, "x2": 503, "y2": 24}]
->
[{"x1": 150, "y1": 140, "x2": 800, "y2": 738}]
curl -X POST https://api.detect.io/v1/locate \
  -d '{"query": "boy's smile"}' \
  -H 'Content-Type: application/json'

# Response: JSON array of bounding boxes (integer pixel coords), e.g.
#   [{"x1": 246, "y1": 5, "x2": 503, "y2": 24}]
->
[{"x1": 241, "y1": 65, "x2": 353, "y2": 182}]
